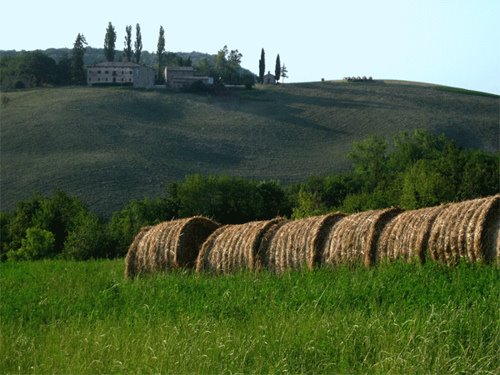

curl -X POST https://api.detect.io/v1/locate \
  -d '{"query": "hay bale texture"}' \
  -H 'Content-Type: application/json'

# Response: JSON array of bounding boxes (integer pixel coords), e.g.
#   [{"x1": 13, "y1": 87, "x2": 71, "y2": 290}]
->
[
  {"x1": 125, "y1": 217, "x2": 219, "y2": 278},
  {"x1": 195, "y1": 218, "x2": 285, "y2": 274},
  {"x1": 427, "y1": 195, "x2": 499, "y2": 264},
  {"x1": 260, "y1": 213, "x2": 345, "y2": 273},
  {"x1": 322, "y1": 207, "x2": 402, "y2": 267},
  {"x1": 124, "y1": 226, "x2": 152, "y2": 279},
  {"x1": 377, "y1": 205, "x2": 447, "y2": 263}
]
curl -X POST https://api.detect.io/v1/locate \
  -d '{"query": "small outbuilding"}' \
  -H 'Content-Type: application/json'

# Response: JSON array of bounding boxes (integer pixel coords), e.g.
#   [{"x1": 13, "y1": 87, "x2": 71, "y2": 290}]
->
[
  {"x1": 164, "y1": 66, "x2": 212, "y2": 88},
  {"x1": 263, "y1": 71, "x2": 276, "y2": 84}
]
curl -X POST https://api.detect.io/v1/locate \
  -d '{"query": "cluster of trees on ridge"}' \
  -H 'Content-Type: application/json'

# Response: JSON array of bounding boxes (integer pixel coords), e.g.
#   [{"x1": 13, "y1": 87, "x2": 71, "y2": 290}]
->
[
  {"x1": 1, "y1": 130, "x2": 498, "y2": 262},
  {"x1": 0, "y1": 22, "x2": 256, "y2": 89},
  {"x1": 258, "y1": 48, "x2": 288, "y2": 84}
]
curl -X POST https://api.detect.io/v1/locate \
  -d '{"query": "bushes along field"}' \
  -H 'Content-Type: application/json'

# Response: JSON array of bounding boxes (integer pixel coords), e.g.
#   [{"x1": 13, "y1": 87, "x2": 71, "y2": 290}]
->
[{"x1": 1, "y1": 131, "x2": 498, "y2": 262}]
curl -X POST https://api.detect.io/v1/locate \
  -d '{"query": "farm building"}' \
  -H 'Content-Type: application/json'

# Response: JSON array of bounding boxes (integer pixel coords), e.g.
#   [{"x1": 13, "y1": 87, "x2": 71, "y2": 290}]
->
[
  {"x1": 263, "y1": 71, "x2": 276, "y2": 84},
  {"x1": 87, "y1": 62, "x2": 155, "y2": 88},
  {"x1": 164, "y1": 66, "x2": 213, "y2": 88}
]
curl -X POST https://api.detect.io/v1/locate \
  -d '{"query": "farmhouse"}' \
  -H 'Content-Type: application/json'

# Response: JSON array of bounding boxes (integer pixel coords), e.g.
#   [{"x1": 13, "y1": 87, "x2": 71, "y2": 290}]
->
[
  {"x1": 263, "y1": 71, "x2": 276, "y2": 84},
  {"x1": 164, "y1": 66, "x2": 213, "y2": 88},
  {"x1": 87, "y1": 62, "x2": 155, "y2": 88}
]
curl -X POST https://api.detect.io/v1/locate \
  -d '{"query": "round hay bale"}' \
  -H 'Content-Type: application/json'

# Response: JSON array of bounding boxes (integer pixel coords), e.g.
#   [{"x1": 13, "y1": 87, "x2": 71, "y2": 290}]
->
[
  {"x1": 195, "y1": 218, "x2": 285, "y2": 274},
  {"x1": 427, "y1": 195, "x2": 499, "y2": 265},
  {"x1": 322, "y1": 207, "x2": 402, "y2": 267},
  {"x1": 124, "y1": 226, "x2": 152, "y2": 279},
  {"x1": 125, "y1": 216, "x2": 220, "y2": 278},
  {"x1": 377, "y1": 205, "x2": 446, "y2": 263},
  {"x1": 260, "y1": 213, "x2": 345, "y2": 273}
]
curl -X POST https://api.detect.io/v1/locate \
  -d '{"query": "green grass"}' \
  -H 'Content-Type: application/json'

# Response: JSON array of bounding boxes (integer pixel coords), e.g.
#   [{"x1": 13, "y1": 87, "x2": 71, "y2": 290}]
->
[
  {"x1": 1, "y1": 260, "x2": 498, "y2": 374},
  {"x1": 1, "y1": 81, "x2": 498, "y2": 216}
]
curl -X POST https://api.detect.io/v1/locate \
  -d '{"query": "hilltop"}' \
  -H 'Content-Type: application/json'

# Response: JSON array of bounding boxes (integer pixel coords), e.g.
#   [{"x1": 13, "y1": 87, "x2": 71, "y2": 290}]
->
[{"x1": 1, "y1": 80, "x2": 498, "y2": 216}]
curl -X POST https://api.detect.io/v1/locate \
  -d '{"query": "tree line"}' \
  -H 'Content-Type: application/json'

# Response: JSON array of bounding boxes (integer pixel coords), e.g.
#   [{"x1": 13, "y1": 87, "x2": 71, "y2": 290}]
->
[
  {"x1": 0, "y1": 22, "x2": 256, "y2": 89},
  {"x1": 1, "y1": 130, "x2": 497, "y2": 261}
]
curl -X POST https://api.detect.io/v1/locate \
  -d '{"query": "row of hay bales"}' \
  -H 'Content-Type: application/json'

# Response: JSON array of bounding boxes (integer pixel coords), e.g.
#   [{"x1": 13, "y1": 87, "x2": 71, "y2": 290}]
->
[{"x1": 125, "y1": 195, "x2": 499, "y2": 278}]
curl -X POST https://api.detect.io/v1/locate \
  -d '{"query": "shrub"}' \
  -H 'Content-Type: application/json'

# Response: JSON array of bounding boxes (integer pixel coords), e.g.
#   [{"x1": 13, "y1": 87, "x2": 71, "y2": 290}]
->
[{"x1": 8, "y1": 227, "x2": 55, "y2": 261}]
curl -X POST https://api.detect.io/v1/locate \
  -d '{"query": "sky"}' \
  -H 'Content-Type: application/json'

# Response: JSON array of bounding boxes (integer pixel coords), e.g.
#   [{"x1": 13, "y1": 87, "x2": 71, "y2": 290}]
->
[{"x1": 1, "y1": 0, "x2": 499, "y2": 94}]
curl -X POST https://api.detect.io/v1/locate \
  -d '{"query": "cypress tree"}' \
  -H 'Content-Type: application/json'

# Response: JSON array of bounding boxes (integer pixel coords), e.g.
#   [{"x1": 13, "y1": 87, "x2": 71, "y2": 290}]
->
[
  {"x1": 275, "y1": 54, "x2": 281, "y2": 83},
  {"x1": 259, "y1": 48, "x2": 265, "y2": 84},
  {"x1": 71, "y1": 33, "x2": 87, "y2": 84}
]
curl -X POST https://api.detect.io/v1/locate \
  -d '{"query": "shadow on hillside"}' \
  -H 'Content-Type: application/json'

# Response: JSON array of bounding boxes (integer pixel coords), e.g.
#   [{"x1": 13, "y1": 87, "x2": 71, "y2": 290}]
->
[{"x1": 105, "y1": 92, "x2": 187, "y2": 123}]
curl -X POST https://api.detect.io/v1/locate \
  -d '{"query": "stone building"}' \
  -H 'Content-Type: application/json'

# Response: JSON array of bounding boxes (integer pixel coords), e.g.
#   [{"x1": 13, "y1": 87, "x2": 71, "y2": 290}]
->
[
  {"x1": 164, "y1": 66, "x2": 212, "y2": 88},
  {"x1": 87, "y1": 62, "x2": 155, "y2": 88},
  {"x1": 263, "y1": 71, "x2": 276, "y2": 84}
]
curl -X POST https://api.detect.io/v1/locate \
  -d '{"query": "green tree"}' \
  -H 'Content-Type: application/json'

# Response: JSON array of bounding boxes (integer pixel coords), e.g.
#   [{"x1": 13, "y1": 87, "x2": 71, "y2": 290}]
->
[
  {"x1": 156, "y1": 25, "x2": 166, "y2": 83},
  {"x1": 63, "y1": 211, "x2": 108, "y2": 260},
  {"x1": 107, "y1": 196, "x2": 178, "y2": 257},
  {"x1": 17, "y1": 51, "x2": 57, "y2": 86},
  {"x1": 56, "y1": 53, "x2": 72, "y2": 85},
  {"x1": 399, "y1": 159, "x2": 455, "y2": 209},
  {"x1": 291, "y1": 189, "x2": 327, "y2": 219},
  {"x1": 123, "y1": 25, "x2": 133, "y2": 62},
  {"x1": 134, "y1": 23, "x2": 143, "y2": 64},
  {"x1": 458, "y1": 150, "x2": 499, "y2": 200},
  {"x1": 71, "y1": 33, "x2": 87, "y2": 84},
  {"x1": 259, "y1": 48, "x2": 265, "y2": 83},
  {"x1": 176, "y1": 174, "x2": 287, "y2": 224},
  {"x1": 0, "y1": 212, "x2": 12, "y2": 261},
  {"x1": 281, "y1": 63, "x2": 288, "y2": 83},
  {"x1": 348, "y1": 135, "x2": 388, "y2": 192},
  {"x1": 275, "y1": 54, "x2": 281, "y2": 83},
  {"x1": 9, "y1": 227, "x2": 55, "y2": 261},
  {"x1": 104, "y1": 22, "x2": 117, "y2": 62}
]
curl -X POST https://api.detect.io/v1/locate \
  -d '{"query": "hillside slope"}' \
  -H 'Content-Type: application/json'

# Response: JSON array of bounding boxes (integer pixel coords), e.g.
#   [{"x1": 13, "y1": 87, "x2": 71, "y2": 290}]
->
[{"x1": 1, "y1": 81, "x2": 498, "y2": 216}]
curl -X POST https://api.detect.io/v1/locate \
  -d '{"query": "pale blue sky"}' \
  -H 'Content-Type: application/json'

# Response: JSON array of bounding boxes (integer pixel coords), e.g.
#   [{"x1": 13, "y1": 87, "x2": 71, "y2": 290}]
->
[{"x1": 1, "y1": 0, "x2": 499, "y2": 93}]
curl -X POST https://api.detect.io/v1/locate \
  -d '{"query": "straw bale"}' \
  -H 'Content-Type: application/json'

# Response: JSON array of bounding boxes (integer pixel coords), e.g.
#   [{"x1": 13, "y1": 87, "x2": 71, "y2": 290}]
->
[
  {"x1": 125, "y1": 216, "x2": 219, "y2": 278},
  {"x1": 195, "y1": 218, "x2": 285, "y2": 274},
  {"x1": 322, "y1": 207, "x2": 402, "y2": 267},
  {"x1": 260, "y1": 213, "x2": 345, "y2": 273},
  {"x1": 378, "y1": 205, "x2": 446, "y2": 263},
  {"x1": 427, "y1": 195, "x2": 499, "y2": 264},
  {"x1": 124, "y1": 226, "x2": 152, "y2": 279}
]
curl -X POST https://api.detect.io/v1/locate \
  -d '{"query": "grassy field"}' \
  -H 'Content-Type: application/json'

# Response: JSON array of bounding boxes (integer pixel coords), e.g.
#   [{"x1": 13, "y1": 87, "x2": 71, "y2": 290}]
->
[
  {"x1": 1, "y1": 81, "x2": 498, "y2": 216},
  {"x1": 1, "y1": 260, "x2": 498, "y2": 373}
]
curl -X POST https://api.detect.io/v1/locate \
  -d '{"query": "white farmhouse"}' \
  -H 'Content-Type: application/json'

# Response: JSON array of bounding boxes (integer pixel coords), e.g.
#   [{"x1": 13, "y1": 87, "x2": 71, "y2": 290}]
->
[{"x1": 87, "y1": 62, "x2": 155, "y2": 88}]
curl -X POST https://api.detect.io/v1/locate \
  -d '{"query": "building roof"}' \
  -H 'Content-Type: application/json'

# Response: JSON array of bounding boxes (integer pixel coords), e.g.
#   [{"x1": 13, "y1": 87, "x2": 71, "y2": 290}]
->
[
  {"x1": 165, "y1": 66, "x2": 194, "y2": 71},
  {"x1": 88, "y1": 62, "x2": 150, "y2": 69}
]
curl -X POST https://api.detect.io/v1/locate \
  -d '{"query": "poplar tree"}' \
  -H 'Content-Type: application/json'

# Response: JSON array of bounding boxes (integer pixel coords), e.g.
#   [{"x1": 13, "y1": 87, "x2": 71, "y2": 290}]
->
[
  {"x1": 134, "y1": 23, "x2": 143, "y2": 64},
  {"x1": 156, "y1": 26, "x2": 166, "y2": 83},
  {"x1": 104, "y1": 22, "x2": 117, "y2": 62},
  {"x1": 71, "y1": 33, "x2": 87, "y2": 84},
  {"x1": 275, "y1": 54, "x2": 281, "y2": 83},
  {"x1": 259, "y1": 48, "x2": 265, "y2": 84},
  {"x1": 123, "y1": 25, "x2": 133, "y2": 62}
]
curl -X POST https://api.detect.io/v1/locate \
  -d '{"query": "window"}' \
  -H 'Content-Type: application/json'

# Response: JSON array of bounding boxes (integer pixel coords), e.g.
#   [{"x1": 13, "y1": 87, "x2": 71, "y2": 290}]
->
[
  {"x1": 105, "y1": 71, "x2": 108, "y2": 74},
  {"x1": 97, "y1": 70, "x2": 101, "y2": 74}
]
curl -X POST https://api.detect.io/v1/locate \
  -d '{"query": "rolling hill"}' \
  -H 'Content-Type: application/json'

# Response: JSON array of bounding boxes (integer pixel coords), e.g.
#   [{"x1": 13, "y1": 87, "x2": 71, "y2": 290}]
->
[{"x1": 1, "y1": 80, "x2": 498, "y2": 216}]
